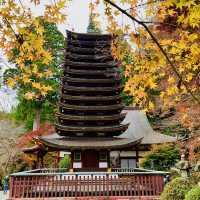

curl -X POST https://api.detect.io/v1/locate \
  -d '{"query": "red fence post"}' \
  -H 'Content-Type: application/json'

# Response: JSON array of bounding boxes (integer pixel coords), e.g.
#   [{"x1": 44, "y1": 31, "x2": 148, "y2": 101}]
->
[{"x1": 9, "y1": 176, "x2": 13, "y2": 198}]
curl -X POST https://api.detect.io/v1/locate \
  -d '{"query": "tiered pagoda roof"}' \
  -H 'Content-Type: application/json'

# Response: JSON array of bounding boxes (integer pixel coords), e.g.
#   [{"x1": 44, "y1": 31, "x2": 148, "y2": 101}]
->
[{"x1": 56, "y1": 30, "x2": 128, "y2": 137}]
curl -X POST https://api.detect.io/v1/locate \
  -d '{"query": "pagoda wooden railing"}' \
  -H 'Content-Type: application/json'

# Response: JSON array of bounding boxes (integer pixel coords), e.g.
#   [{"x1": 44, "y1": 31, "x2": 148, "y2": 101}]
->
[{"x1": 9, "y1": 168, "x2": 169, "y2": 199}]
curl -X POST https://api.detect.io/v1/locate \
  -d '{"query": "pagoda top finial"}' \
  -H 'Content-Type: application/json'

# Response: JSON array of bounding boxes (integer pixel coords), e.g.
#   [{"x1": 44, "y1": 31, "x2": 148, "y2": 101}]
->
[{"x1": 87, "y1": 1, "x2": 101, "y2": 34}]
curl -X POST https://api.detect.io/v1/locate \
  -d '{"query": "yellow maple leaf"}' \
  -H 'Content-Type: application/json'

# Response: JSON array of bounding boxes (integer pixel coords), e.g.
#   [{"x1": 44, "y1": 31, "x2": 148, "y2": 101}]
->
[
  {"x1": 42, "y1": 85, "x2": 53, "y2": 92},
  {"x1": 37, "y1": 73, "x2": 43, "y2": 78},
  {"x1": 57, "y1": 0, "x2": 66, "y2": 9},
  {"x1": 148, "y1": 79, "x2": 157, "y2": 89},
  {"x1": 22, "y1": 75, "x2": 31, "y2": 83},
  {"x1": 41, "y1": 90, "x2": 48, "y2": 96},
  {"x1": 32, "y1": 82, "x2": 41, "y2": 89},
  {"x1": 7, "y1": 78, "x2": 15, "y2": 88},
  {"x1": 45, "y1": 69, "x2": 53, "y2": 77},
  {"x1": 31, "y1": 0, "x2": 40, "y2": 5},
  {"x1": 42, "y1": 59, "x2": 50, "y2": 65},
  {"x1": 148, "y1": 101, "x2": 155, "y2": 110},
  {"x1": 167, "y1": 86, "x2": 178, "y2": 96},
  {"x1": 36, "y1": 26, "x2": 44, "y2": 35},
  {"x1": 188, "y1": 33, "x2": 198, "y2": 42},
  {"x1": 32, "y1": 64, "x2": 38, "y2": 74},
  {"x1": 160, "y1": 91, "x2": 165, "y2": 99},
  {"x1": 42, "y1": 52, "x2": 52, "y2": 64},
  {"x1": 186, "y1": 73, "x2": 193, "y2": 82},
  {"x1": 24, "y1": 92, "x2": 35, "y2": 100},
  {"x1": 168, "y1": 76, "x2": 176, "y2": 84}
]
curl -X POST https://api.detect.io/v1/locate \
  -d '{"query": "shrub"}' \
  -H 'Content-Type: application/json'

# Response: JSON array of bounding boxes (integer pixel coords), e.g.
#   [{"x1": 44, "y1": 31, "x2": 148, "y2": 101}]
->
[
  {"x1": 185, "y1": 186, "x2": 200, "y2": 200},
  {"x1": 189, "y1": 172, "x2": 200, "y2": 186},
  {"x1": 59, "y1": 155, "x2": 71, "y2": 169},
  {"x1": 168, "y1": 168, "x2": 180, "y2": 180},
  {"x1": 140, "y1": 143, "x2": 180, "y2": 171},
  {"x1": 160, "y1": 177, "x2": 192, "y2": 200},
  {"x1": 6, "y1": 152, "x2": 29, "y2": 174}
]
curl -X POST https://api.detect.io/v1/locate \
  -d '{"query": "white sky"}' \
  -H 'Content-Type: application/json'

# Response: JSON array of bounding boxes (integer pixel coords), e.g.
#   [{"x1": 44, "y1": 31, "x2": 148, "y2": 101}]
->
[
  {"x1": 21, "y1": 0, "x2": 108, "y2": 34},
  {"x1": 21, "y1": 0, "x2": 144, "y2": 35}
]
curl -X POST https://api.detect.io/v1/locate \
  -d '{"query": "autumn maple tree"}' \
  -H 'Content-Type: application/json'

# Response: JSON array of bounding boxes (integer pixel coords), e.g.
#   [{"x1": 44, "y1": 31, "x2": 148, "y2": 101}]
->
[
  {"x1": 3, "y1": 19, "x2": 65, "y2": 130},
  {"x1": 0, "y1": 0, "x2": 67, "y2": 129},
  {"x1": 101, "y1": 0, "x2": 200, "y2": 132},
  {"x1": 1, "y1": 0, "x2": 67, "y2": 96}
]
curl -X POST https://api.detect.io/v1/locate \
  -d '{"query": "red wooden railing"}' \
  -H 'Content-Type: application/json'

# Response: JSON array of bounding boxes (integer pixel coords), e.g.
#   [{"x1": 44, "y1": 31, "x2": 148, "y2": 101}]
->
[{"x1": 9, "y1": 170, "x2": 167, "y2": 199}]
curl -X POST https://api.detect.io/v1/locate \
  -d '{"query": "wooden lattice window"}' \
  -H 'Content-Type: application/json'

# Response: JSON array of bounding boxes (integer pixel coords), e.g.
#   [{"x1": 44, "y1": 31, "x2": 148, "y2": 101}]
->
[
  {"x1": 99, "y1": 152, "x2": 107, "y2": 161},
  {"x1": 74, "y1": 152, "x2": 81, "y2": 161}
]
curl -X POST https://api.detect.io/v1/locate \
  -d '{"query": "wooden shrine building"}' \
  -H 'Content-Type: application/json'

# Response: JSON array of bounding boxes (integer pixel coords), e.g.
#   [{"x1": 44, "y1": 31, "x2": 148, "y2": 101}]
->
[{"x1": 33, "y1": 30, "x2": 175, "y2": 171}]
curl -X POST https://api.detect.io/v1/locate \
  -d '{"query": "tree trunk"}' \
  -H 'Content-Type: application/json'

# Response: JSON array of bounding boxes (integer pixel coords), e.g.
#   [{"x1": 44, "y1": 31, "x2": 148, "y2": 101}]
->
[{"x1": 33, "y1": 108, "x2": 41, "y2": 131}]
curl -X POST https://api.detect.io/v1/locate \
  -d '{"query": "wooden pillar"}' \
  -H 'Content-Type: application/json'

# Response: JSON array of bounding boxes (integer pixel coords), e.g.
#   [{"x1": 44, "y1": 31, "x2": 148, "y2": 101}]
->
[
  {"x1": 54, "y1": 151, "x2": 60, "y2": 168},
  {"x1": 136, "y1": 146, "x2": 139, "y2": 167},
  {"x1": 41, "y1": 156, "x2": 44, "y2": 168},
  {"x1": 70, "y1": 151, "x2": 74, "y2": 170},
  {"x1": 9, "y1": 176, "x2": 14, "y2": 198},
  {"x1": 107, "y1": 150, "x2": 110, "y2": 168},
  {"x1": 36, "y1": 153, "x2": 39, "y2": 168},
  {"x1": 70, "y1": 151, "x2": 73, "y2": 169}
]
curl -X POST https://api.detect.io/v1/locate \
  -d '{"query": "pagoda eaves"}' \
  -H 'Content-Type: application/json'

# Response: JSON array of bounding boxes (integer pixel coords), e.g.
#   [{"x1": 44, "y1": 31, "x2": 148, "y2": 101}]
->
[{"x1": 56, "y1": 30, "x2": 128, "y2": 137}]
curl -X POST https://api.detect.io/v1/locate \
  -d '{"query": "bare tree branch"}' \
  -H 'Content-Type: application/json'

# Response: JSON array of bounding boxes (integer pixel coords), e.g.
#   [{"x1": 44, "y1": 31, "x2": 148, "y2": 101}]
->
[
  {"x1": 126, "y1": 0, "x2": 163, "y2": 10},
  {"x1": 141, "y1": 21, "x2": 177, "y2": 27}
]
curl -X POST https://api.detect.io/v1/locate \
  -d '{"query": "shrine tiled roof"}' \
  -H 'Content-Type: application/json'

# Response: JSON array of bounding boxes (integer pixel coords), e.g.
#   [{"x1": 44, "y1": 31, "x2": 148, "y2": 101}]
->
[
  {"x1": 120, "y1": 109, "x2": 176, "y2": 144},
  {"x1": 38, "y1": 134, "x2": 142, "y2": 150}
]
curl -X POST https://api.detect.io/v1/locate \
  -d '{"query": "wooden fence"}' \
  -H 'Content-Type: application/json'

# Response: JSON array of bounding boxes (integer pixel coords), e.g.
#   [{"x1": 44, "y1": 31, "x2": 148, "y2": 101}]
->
[{"x1": 9, "y1": 170, "x2": 168, "y2": 199}]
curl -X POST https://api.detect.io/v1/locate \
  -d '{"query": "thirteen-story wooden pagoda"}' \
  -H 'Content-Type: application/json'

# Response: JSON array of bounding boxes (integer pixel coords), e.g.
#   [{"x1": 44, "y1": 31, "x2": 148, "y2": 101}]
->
[
  {"x1": 39, "y1": 30, "x2": 142, "y2": 170},
  {"x1": 56, "y1": 31, "x2": 128, "y2": 137}
]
